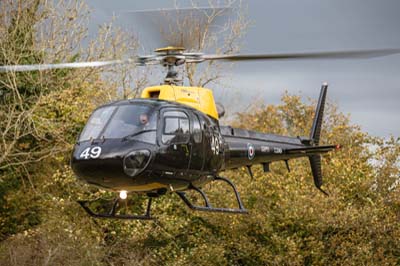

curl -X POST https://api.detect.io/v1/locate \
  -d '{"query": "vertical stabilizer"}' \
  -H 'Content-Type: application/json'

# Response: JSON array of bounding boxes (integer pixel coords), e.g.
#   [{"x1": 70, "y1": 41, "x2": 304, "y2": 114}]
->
[
  {"x1": 309, "y1": 83, "x2": 329, "y2": 195},
  {"x1": 310, "y1": 83, "x2": 328, "y2": 145}
]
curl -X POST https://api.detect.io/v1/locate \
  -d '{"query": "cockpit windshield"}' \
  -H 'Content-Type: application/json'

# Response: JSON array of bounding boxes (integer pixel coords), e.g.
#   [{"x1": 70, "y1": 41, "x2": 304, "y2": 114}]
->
[{"x1": 79, "y1": 104, "x2": 157, "y2": 142}]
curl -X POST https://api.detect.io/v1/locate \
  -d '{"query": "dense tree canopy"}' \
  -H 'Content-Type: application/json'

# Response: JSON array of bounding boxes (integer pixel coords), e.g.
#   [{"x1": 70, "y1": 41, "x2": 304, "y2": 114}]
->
[{"x1": 0, "y1": 1, "x2": 399, "y2": 265}]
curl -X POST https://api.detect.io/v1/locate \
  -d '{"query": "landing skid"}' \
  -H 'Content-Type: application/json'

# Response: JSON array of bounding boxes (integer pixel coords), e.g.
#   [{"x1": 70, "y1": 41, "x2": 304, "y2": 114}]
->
[
  {"x1": 78, "y1": 176, "x2": 248, "y2": 220},
  {"x1": 176, "y1": 176, "x2": 248, "y2": 214},
  {"x1": 78, "y1": 197, "x2": 154, "y2": 220}
]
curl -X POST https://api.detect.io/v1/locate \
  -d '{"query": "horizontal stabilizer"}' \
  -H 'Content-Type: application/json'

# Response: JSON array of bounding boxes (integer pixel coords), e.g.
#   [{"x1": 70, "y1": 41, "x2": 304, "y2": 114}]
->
[{"x1": 286, "y1": 145, "x2": 336, "y2": 155}]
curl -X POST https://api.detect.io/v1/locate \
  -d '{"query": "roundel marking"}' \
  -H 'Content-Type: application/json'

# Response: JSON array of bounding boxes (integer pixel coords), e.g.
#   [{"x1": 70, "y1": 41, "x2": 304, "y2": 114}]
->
[{"x1": 247, "y1": 143, "x2": 255, "y2": 160}]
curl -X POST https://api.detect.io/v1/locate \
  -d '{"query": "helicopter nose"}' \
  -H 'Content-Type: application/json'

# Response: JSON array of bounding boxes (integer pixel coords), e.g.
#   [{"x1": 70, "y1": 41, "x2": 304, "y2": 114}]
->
[{"x1": 123, "y1": 149, "x2": 151, "y2": 177}]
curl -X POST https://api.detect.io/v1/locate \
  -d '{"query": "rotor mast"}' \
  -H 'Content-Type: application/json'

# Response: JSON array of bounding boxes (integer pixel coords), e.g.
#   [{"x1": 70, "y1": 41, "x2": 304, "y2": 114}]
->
[{"x1": 155, "y1": 46, "x2": 186, "y2": 85}]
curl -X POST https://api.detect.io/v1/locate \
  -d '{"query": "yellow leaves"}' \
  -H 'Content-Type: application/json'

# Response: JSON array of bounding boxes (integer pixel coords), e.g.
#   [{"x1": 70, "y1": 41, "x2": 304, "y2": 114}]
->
[
  {"x1": 2, "y1": 88, "x2": 400, "y2": 265},
  {"x1": 219, "y1": 92, "x2": 400, "y2": 264},
  {"x1": 17, "y1": 142, "x2": 31, "y2": 150}
]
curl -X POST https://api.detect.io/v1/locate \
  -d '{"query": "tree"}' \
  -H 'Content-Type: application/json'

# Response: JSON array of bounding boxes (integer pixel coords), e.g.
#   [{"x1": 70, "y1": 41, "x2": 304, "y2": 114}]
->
[
  {"x1": 0, "y1": 0, "x2": 141, "y2": 240},
  {"x1": 0, "y1": 0, "x2": 145, "y2": 170}
]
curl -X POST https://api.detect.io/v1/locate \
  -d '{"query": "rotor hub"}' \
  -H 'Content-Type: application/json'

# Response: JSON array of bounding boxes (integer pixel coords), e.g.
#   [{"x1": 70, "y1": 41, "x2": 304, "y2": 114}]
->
[{"x1": 150, "y1": 46, "x2": 203, "y2": 85}]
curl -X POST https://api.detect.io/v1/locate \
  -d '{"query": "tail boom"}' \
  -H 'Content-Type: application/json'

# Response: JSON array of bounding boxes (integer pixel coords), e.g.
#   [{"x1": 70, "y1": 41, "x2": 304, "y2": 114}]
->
[{"x1": 220, "y1": 83, "x2": 335, "y2": 194}]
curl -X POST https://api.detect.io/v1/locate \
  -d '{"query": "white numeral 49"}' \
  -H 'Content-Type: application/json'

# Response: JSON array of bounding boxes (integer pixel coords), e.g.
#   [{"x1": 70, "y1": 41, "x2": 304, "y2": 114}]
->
[
  {"x1": 210, "y1": 135, "x2": 220, "y2": 155},
  {"x1": 80, "y1": 146, "x2": 102, "y2": 159}
]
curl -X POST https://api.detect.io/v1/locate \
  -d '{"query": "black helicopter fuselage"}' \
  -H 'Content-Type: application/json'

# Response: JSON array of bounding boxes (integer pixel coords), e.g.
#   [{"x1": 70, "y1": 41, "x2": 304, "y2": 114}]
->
[
  {"x1": 72, "y1": 98, "x2": 225, "y2": 193},
  {"x1": 71, "y1": 94, "x2": 335, "y2": 196}
]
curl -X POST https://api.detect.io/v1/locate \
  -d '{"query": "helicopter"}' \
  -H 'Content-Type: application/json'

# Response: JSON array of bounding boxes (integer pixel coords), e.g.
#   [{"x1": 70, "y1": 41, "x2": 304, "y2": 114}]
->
[{"x1": 2, "y1": 10, "x2": 400, "y2": 220}]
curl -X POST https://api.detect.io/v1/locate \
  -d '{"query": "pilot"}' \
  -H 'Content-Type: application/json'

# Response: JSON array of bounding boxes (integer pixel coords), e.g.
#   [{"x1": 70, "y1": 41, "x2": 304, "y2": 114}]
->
[{"x1": 139, "y1": 113, "x2": 150, "y2": 128}]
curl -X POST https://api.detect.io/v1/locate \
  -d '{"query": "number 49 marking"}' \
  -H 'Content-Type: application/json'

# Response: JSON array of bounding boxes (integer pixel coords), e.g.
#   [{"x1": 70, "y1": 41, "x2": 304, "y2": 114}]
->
[{"x1": 80, "y1": 146, "x2": 102, "y2": 159}]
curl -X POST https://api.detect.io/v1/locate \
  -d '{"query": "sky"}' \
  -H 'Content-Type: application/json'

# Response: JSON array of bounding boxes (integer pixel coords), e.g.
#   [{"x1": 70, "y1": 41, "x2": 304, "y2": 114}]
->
[{"x1": 85, "y1": 0, "x2": 400, "y2": 137}]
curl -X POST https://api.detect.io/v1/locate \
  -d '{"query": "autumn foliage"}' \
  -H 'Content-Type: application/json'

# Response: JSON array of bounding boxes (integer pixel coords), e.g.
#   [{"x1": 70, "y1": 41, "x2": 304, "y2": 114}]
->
[{"x1": 1, "y1": 1, "x2": 399, "y2": 265}]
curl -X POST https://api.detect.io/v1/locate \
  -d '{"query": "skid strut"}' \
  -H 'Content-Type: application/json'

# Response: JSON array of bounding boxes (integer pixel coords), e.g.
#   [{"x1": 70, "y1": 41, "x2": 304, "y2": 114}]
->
[
  {"x1": 78, "y1": 197, "x2": 154, "y2": 220},
  {"x1": 176, "y1": 176, "x2": 248, "y2": 214}
]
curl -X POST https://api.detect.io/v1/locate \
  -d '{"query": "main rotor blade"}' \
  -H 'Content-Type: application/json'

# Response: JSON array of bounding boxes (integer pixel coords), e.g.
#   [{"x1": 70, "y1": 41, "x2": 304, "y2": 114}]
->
[
  {"x1": 0, "y1": 59, "x2": 137, "y2": 73},
  {"x1": 203, "y1": 48, "x2": 400, "y2": 62}
]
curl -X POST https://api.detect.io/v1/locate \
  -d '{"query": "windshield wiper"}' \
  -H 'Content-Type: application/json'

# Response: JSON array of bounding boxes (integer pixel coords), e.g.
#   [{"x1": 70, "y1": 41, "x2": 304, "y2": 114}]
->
[
  {"x1": 91, "y1": 135, "x2": 105, "y2": 144},
  {"x1": 121, "y1": 130, "x2": 155, "y2": 141}
]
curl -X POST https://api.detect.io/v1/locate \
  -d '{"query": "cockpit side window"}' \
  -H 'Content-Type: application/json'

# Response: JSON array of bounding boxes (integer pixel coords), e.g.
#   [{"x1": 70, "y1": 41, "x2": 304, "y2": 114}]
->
[
  {"x1": 192, "y1": 114, "x2": 202, "y2": 143},
  {"x1": 162, "y1": 110, "x2": 190, "y2": 144}
]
